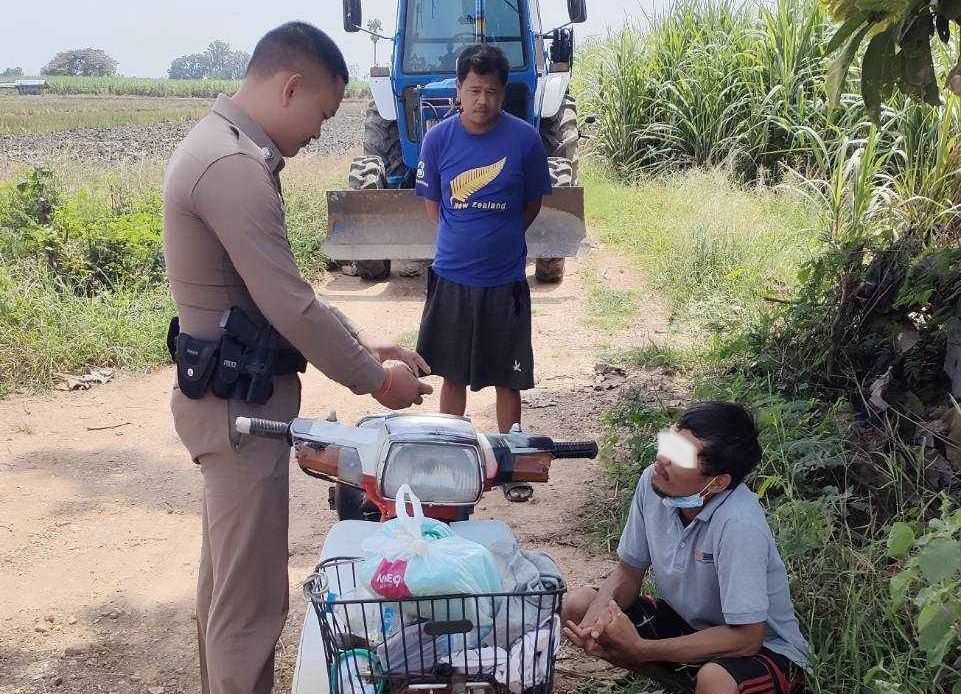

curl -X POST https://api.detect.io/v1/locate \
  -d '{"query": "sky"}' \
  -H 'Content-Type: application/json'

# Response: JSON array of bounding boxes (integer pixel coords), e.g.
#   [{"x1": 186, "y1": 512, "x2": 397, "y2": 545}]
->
[{"x1": 1, "y1": 0, "x2": 653, "y2": 78}]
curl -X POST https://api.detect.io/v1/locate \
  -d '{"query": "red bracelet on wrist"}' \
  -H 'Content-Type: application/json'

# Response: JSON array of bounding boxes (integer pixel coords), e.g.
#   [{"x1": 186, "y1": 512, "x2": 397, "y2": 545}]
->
[{"x1": 373, "y1": 367, "x2": 393, "y2": 398}]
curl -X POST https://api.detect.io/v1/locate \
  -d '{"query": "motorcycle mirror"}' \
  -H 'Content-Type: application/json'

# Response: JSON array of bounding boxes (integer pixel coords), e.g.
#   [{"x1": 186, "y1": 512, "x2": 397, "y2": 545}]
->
[
  {"x1": 567, "y1": 0, "x2": 588, "y2": 23},
  {"x1": 343, "y1": 0, "x2": 362, "y2": 32}
]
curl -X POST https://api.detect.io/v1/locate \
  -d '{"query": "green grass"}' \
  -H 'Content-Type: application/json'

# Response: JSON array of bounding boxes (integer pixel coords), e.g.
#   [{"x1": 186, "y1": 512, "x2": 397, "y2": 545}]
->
[
  {"x1": 44, "y1": 75, "x2": 241, "y2": 98},
  {"x1": 2, "y1": 78, "x2": 374, "y2": 135},
  {"x1": 582, "y1": 263, "x2": 641, "y2": 334},
  {"x1": 0, "y1": 263, "x2": 174, "y2": 396},
  {"x1": 614, "y1": 342, "x2": 694, "y2": 375},
  {"x1": 395, "y1": 330, "x2": 419, "y2": 351},
  {"x1": 574, "y1": 0, "x2": 957, "y2": 201},
  {"x1": 0, "y1": 94, "x2": 210, "y2": 135},
  {"x1": 584, "y1": 166, "x2": 819, "y2": 331},
  {"x1": 0, "y1": 158, "x2": 334, "y2": 394},
  {"x1": 282, "y1": 159, "x2": 340, "y2": 280}
]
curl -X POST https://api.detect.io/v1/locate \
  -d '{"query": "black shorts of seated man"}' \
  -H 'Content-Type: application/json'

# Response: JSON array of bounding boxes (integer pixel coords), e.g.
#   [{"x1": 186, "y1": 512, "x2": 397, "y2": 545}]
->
[{"x1": 563, "y1": 401, "x2": 810, "y2": 694}]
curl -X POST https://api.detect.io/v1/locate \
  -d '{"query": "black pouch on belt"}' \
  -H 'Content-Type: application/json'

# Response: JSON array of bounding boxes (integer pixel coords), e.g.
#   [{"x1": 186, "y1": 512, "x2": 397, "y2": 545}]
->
[
  {"x1": 175, "y1": 332, "x2": 220, "y2": 399},
  {"x1": 211, "y1": 335, "x2": 245, "y2": 400}
]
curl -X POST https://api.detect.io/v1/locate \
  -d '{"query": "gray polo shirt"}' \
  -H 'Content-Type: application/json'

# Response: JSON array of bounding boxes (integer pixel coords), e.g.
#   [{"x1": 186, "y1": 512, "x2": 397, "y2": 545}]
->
[{"x1": 617, "y1": 466, "x2": 810, "y2": 667}]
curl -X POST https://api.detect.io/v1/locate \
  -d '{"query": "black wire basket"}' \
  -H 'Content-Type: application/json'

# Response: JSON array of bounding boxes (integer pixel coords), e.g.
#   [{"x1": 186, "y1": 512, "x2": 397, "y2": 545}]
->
[{"x1": 303, "y1": 556, "x2": 567, "y2": 694}]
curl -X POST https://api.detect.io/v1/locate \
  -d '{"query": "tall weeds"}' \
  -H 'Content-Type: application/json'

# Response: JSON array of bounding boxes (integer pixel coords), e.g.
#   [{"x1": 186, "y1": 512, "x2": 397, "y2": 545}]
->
[
  {"x1": 580, "y1": 0, "x2": 836, "y2": 178},
  {"x1": 578, "y1": 0, "x2": 959, "y2": 194}
]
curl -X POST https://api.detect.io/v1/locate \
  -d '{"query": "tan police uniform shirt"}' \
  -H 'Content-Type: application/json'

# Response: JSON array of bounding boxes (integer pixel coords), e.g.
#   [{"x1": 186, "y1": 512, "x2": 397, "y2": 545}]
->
[{"x1": 163, "y1": 95, "x2": 385, "y2": 404}]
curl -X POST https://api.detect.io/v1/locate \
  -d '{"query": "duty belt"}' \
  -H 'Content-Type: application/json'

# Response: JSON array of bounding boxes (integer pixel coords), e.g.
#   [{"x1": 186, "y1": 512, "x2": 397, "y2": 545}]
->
[{"x1": 167, "y1": 308, "x2": 306, "y2": 405}]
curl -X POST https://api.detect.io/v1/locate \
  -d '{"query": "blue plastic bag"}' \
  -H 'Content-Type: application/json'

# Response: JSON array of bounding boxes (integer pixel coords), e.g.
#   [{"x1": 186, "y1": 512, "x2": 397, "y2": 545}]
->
[{"x1": 358, "y1": 485, "x2": 502, "y2": 626}]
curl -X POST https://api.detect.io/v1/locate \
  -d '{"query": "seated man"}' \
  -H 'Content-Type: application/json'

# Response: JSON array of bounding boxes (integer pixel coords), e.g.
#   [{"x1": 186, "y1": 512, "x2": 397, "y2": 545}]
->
[{"x1": 563, "y1": 401, "x2": 810, "y2": 694}]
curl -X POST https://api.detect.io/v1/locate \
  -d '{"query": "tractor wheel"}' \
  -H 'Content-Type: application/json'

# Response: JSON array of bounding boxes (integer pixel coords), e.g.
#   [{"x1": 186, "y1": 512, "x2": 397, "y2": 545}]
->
[
  {"x1": 362, "y1": 100, "x2": 405, "y2": 180},
  {"x1": 535, "y1": 157, "x2": 576, "y2": 284},
  {"x1": 548, "y1": 155, "x2": 575, "y2": 186},
  {"x1": 346, "y1": 155, "x2": 391, "y2": 281},
  {"x1": 539, "y1": 91, "x2": 579, "y2": 179},
  {"x1": 536, "y1": 92, "x2": 579, "y2": 284}
]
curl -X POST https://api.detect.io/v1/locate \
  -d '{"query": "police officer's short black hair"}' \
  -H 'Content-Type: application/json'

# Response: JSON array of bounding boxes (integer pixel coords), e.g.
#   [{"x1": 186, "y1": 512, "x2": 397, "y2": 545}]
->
[
  {"x1": 677, "y1": 401, "x2": 763, "y2": 487},
  {"x1": 247, "y1": 21, "x2": 350, "y2": 84},
  {"x1": 456, "y1": 44, "x2": 510, "y2": 86}
]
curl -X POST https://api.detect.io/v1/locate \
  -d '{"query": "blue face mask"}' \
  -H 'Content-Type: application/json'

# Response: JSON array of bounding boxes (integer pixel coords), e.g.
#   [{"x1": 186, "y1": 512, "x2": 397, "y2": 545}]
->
[{"x1": 660, "y1": 477, "x2": 719, "y2": 509}]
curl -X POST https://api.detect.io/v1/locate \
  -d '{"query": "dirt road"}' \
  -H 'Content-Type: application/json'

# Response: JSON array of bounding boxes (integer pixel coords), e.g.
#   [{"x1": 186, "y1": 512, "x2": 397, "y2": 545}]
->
[{"x1": 0, "y1": 254, "x2": 666, "y2": 694}]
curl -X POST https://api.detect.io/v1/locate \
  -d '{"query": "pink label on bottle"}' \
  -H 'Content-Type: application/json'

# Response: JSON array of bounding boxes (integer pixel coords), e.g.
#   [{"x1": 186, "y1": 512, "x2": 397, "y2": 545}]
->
[{"x1": 370, "y1": 558, "x2": 412, "y2": 599}]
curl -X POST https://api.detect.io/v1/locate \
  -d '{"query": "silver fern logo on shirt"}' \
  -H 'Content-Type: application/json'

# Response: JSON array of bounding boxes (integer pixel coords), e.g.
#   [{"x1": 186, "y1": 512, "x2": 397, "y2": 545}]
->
[{"x1": 449, "y1": 157, "x2": 508, "y2": 210}]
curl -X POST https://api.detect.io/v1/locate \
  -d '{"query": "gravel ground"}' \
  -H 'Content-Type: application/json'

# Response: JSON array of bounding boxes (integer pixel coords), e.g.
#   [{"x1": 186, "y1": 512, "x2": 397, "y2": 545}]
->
[{"x1": 0, "y1": 100, "x2": 366, "y2": 166}]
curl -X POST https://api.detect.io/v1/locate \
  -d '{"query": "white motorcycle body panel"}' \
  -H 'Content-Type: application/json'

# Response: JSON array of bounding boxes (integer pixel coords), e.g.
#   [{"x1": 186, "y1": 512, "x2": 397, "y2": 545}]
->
[
  {"x1": 290, "y1": 519, "x2": 520, "y2": 694},
  {"x1": 291, "y1": 521, "x2": 375, "y2": 694}
]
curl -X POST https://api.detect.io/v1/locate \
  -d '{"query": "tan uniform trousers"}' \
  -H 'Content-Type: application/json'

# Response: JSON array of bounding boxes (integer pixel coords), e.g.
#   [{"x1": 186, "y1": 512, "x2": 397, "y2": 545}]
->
[{"x1": 171, "y1": 373, "x2": 301, "y2": 694}]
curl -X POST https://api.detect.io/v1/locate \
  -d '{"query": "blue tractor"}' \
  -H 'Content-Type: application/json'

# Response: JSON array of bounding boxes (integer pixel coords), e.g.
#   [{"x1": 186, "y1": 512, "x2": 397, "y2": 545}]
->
[{"x1": 324, "y1": 0, "x2": 589, "y2": 282}]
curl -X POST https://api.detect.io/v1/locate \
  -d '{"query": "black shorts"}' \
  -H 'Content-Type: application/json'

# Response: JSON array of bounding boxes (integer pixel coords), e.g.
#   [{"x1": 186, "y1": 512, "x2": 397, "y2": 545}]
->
[
  {"x1": 416, "y1": 268, "x2": 534, "y2": 391},
  {"x1": 625, "y1": 596, "x2": 804, "y2": 693}
]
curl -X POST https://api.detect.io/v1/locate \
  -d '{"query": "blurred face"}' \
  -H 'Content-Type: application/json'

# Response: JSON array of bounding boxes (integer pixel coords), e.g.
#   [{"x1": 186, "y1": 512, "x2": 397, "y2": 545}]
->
[
  {"x1": 273, "y1": 70, "x2": 345, "y2": 157},
  {"x1": 457, "y1": 70, "x2": 506, "y2": 130},
  {"x1": 651, "y1": 426, "x2": 727, "y2": 500}
]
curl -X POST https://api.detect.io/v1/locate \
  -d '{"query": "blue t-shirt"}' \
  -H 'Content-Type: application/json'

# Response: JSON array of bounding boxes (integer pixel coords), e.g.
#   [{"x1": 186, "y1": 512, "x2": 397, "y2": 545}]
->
[{"x1": 415, "y1": 112, "x2": 552, "y2": 287}]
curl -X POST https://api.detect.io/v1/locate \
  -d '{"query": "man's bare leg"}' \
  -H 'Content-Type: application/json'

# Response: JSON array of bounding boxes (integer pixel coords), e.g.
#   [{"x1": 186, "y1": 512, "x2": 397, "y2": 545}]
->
[
  {"x1": 562, "y1": 587, "x2": 598, "y2": 627},
  {"x1": 440, "y1": 379, "x2": 467, "y2": 417},
  {"x1": 695, "y1": 664, "x2": 738, "y2": 694},
  {"x1": 495, "y1": 386, "x2": 521, "y2": 433}
]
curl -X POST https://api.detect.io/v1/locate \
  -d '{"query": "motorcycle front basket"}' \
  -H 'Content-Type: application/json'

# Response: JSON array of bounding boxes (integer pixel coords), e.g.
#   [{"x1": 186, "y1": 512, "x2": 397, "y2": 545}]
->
[{"x1": 303, "y1": 556, "x2": 566, "y2": 694}]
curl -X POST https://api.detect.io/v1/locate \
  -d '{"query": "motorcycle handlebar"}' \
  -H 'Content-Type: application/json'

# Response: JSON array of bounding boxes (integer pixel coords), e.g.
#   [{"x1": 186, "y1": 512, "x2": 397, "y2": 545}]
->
[
  {"x1": 235, "y1": 417, "x2": 290, "y2": 442},
  {"x1": 551, "y1": 440, "x2": 599, "y2": 459},
  {"x1": 236, "y1": 415, "x2": 598, "y2": 462}
]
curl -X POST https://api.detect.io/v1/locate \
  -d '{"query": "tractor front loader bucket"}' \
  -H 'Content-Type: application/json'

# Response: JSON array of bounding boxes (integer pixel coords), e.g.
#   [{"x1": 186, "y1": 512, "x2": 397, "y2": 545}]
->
[{"x1": 323, "y1": 187, "x2": 587, "y2": 261}]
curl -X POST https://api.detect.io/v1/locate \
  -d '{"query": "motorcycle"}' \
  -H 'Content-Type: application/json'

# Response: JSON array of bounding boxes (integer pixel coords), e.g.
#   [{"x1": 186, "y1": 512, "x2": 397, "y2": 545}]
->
[{"x1": 235, "y1": 412, "x2": 598, "y2": 694}]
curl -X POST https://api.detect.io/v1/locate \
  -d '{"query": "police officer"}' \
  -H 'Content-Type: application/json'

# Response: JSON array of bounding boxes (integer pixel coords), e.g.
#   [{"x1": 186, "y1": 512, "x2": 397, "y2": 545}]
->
[{"x1": 162, "y1": 22, "x2": 432, "y2": 694}]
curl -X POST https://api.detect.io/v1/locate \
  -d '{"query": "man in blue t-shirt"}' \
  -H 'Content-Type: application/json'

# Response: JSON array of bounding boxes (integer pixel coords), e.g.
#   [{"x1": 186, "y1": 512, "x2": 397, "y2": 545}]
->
[{"x1": 414, "y1": 43, "x2": 552, "y2": 432}]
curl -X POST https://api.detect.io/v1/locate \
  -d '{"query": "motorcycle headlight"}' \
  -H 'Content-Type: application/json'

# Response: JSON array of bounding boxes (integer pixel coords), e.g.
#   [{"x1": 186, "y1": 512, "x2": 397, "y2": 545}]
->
[{"x1": 380, "y1": 442, "x2": 482, "y2": 505}]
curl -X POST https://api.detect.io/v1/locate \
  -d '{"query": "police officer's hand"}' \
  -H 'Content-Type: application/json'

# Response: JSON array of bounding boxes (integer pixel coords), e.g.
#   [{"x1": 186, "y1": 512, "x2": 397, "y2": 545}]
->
[
  {"x1": 373, "y1": 362, "x2": 433, "y2": 410},
  {"x1": 370, "y1": 341, "x2": 431, "y2": 377}
]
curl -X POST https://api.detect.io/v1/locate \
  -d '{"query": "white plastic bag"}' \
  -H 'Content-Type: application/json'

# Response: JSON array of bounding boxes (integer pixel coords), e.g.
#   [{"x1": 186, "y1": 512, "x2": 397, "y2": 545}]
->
[
  {"x1": 440, "y1": 646, "x2": 509, "y2": 680},
  {"x1": 358, "y1": 485, "x2": 502, "y2": 625},
  {"x1": 375, "y1": 620, "x2": 453, "y2": 675},
  {"x1": 329, "y1": 585, "x2": 400, "y2": 646},
  {"x1": 506, "y1": 615, "x2": 560, "y2": 693}
]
